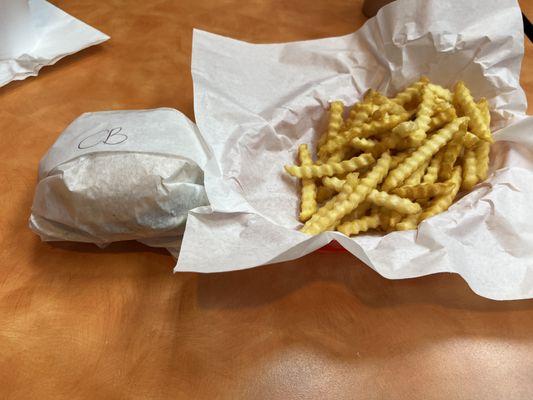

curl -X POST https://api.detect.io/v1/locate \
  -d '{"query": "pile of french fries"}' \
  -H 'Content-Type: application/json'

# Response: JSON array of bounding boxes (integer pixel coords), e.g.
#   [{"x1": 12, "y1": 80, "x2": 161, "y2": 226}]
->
[{"x1": 284, "y1": 77, "x2": 493, "y2": 236}]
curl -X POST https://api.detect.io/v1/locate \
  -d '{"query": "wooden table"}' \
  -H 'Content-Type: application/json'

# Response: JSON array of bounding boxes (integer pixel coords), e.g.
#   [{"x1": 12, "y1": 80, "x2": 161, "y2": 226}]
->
[{"x1": 2, "y1": 1, "x2": 533, "y2": 398}]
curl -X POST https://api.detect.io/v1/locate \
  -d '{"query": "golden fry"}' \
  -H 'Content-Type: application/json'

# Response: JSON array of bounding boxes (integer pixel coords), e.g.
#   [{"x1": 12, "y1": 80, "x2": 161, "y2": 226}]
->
[
  {"x1": 352, "y1": 113, "x2": 411, "y2": 139},
  {"x1": 428, "y1": 106, "x2": 456, "y2": 131},
  {"x1": 381, "y1": 117, "x2": 468, "y2": 191},
  {"x1": 427, "y1": 83, "x2": 453, "y2": 102},
  {"x1": 326, "y1": 147, "x2": 351, "y2": 163},
  {"x1": 380, "y1": 209, "x2": 403, "y2": 232},
  {"x1": 420, "y1": 166, "x2": 462, "y2": 222},
  {"x1": 390, "y1": 150, "x2": 414, "y2": 169},
  {"x1": 286, "y1": 78, "x2": 493, "y2": 236},
  {"x1": 371, "y1": 92, "x2": 406, "y2": 118},
  {"x1": 422, "y1": 151, "x2": 443, "y2": 184},
  {"x1": 351, "y1": 137, "x2": 378, "y2": 152},
  {"x1": 301, "y1": 152, "x2": 391, "y2": 235},
  {"x1": 475, "y1": 141, "x2": 490, "y2": 181},
  {"x1": 461, "y1": 148, "x2": 479, "y2": 190},
  {"x1": 337, "y1": 211, "x2": 381, "y2": 236},
  {"x1": 298, "y1": 144, "x2": 318, "y2": 221},
  {"x1": 439, "y1": 122, "x2": 466, "y2": 180},
  {"x1": 454, "y1": 81, "x2": 493, "y2": 143},
  {"x1": 317, "y1": 101, "x2": 345, "y2": 160},
  {"x1": 321, "y1": 175, "x2": 421, "y2": 215},
  {"x1": 392, "y1": 182, "x2": 454, "y2": 199},
  {"x1": 368, "y1": 134, "x2": 400, "y2": 156},
  {"x1": 346, "y1": 101, "x2": 377, "y2": 129},
  {"x1": 390, "y1": 86, "x2": 434, "y2": 143},
  {"x1": 392, "y1": 76, "x2": 429, "y2": 106},
  {"x1": 392, "y1": 121, "x2": 418, "y2": 138},
  {"x1": 322, "y1": 176, "x2": 348, "y2": 192},
  {"x1": 463, "y1": 131, "x2": 480, "y2": 148},
  {"x1": 285, "y1": 153, "x2": 374, "y2": 178},
  {"x1": 396, "y1": 212, "x2": 421, "y2": 231},
  {"x1": 367, "y1": 189, "x2": 422, "y2": 215},
  {"x1": 403, "y1": 160, "x2": 429, "y2": 186},
  {"x1": 414, "y1": 85, "x2": 436, "y2": 132},
  {"x1": 477, "y1": 98, "x2": 491, "y2": 126},
  {"x1": 476, "y1": 99, "x2": 491, "y2": 181},
  {"x1": 321, "y1": 112, "x2": 410, "y2": 158}
]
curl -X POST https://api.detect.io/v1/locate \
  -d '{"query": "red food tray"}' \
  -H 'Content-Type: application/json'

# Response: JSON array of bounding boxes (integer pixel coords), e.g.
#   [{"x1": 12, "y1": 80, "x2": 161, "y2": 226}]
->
[{"x1": 317, "y1": 240, "x2": 348, "y2": 253}]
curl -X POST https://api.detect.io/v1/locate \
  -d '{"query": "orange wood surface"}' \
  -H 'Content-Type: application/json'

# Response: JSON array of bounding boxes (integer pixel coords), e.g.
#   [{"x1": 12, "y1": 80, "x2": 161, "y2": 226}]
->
[{"x1": 1, "y1": 1, "x2": 533, "y2": 398}]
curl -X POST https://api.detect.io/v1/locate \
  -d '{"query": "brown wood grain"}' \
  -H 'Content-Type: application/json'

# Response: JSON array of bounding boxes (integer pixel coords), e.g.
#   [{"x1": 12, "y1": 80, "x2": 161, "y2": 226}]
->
[{"x1": 1, "y1": 1, "x2": 533, "y2": 399}]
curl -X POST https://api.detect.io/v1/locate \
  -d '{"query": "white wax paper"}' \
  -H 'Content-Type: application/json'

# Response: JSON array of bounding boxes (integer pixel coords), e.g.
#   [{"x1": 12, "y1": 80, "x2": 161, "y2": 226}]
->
[
  {"x1": 178, "y1": 0, "x2": 533, "y2": 300},
  {"x1": 30, "y1": 108, "x2": 209, "y2": 254},
  {"x1": 0, "y1": 0, "x2": 109, "y2": 87}
]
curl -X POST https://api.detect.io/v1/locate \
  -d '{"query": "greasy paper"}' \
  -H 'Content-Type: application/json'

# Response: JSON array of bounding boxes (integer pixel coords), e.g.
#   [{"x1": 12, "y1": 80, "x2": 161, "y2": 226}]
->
[
  {"x1": 179, "y1": 0, "x2": 533, "y2": 300},
  {"x1": 0, "y1": 0, "x2": 109, "y2": 87}
]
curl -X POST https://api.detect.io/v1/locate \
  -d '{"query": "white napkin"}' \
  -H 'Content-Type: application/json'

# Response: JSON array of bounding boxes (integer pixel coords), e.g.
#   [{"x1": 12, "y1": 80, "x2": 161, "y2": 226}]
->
[
  {"x1": 178, "y1": 0, "x2": 533, "y2": 300},
  {"x1": 0, "y1": 0, "x2": 109, "y2": 87}
]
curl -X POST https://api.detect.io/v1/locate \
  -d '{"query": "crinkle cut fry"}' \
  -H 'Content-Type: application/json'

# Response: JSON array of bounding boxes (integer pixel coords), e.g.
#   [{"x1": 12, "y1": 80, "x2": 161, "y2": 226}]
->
[
  {"x1": 298, "y1": 144, "x2": 318, "y2": 222},
  {"x1": 428, "y1": 106, "x2": 456, "y2": 131},
  {"x1": 317, "y1": 101, "x2": 345, "y2": 160},
  {"x1": 320, "y1": 96, "x2": 373, "y2": 160},
  {"x1": 381, "y1": 117, "x2": 468, "y2": 191},
  {"x1": 390, "y1": 86, "x2": 434, "y2": 142},
  {"x1": 463, "y1": 131, "x2": 480, "y2": 148},
  {"x1": 433, "y1": 100, "x2": 453, "y2": 114},
  {"x1": 301, "y1": 152, "x2": 392, "y2": 235},
  {"x1": 345, "y1": 89, "x2": 379, "y2": 128},
  {"x1": 286, "y1": 78, "x2": 494, "y2": 236},
  {"x1": 380, "y1": 209, "x2": 402, "y2": 232},
  {"x1": 372, "y1": 103, "x2": 405, "y2": 120},
  {"x1": 476, "y1": 141, "x2": 490, "y2": 181},
  {"x1": 420, "y1": 166, "x2": 462, "y2": 222},
  {"x1": 370, "y1": 92, "x2": 406, "y2": 118},
  {"x1": 337, "y1": 211, "x2": 381, "y2": 236},
  {"x1": 320, "y1": 112, "x2": 410, "y2": 157},
  {"x1": 461, "y1": 148, "x2": 479, "y2": 190},
  {"x1": 422, "y1": 150, "x2": 444, "y2": 184},
  {"x1": 396, "y1": 212, "x2": 422, "y2": 231},
  {"x1": 339, "y1": 201, "x2": 372, "y2": 225},
  {"x1": 285, "y1": 153, "x2": 374, "y2": 178},
  {"x1": 476, "y1": 98, "x2": 491, "y2": 180},
  {"x1": 392, "y1": 182, "x2": 454, "y2": 199},
  {"x1": 351, "y1": 137, "x2": 377, "y2": 152},
  {"x1": 439, "y1": 123, "x2": 466, "y2": 180},
  {"x1": 477, "y1": 98, "x2": 491, "y2": 127},
  {"x1": 321, "y1": 176, "x2": 421, "y2": 215},
  {"x1": 454, "y1": 81, "x2": 493, "y2": 143},
  {"x1": 414, "y1": 85, "x2": 436, "y2": 132},
  {"x1": 367, "y1": 189, "x2": 421, "y2": 215},
  {"x1": 403, "y1": 160, "x2": 429, "y2": 186},
  {"x1": 368, "y1": 134, "x2": 400, "y2": 157},
  {"x1": 390, "y1": 151, "x2": 413, "y2": 169},
  {"x1": 322, "y1": 176, "x2": 350, "y2": 192},
  {"x1": 427, "y1": 83, "x2": 453, "y2": 102},
  {"x1": 391, "y1": 76, "x2": 429, "y2": 106}
]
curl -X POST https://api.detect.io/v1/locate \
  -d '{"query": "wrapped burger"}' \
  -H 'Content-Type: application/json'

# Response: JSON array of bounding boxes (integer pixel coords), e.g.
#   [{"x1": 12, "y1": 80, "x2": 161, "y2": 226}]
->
[{"x1": 29, "y1": 108, "x2": 209, "y2": 254}]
